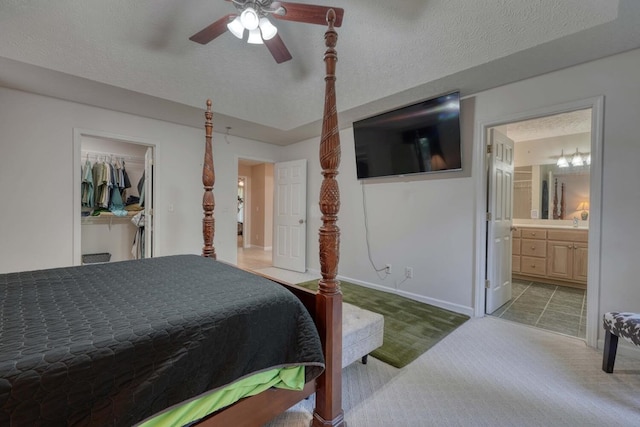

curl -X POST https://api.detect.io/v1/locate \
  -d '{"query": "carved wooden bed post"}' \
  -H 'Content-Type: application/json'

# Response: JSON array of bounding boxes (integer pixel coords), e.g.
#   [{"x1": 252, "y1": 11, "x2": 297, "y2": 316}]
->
[
  {"x1": 313, "y1": 9, "x2": 345, "y2": 427},
  {"x1": 202, "y1": 99, "x2": 217, "y2": 259}
]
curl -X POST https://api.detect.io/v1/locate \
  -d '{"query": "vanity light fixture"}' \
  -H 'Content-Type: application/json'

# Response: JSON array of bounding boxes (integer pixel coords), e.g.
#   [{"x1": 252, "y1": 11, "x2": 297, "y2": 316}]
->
[
  {"x1": 556, "y1": 148, "x2": 589, "y2": 168},
  {"x1": 556, "y1": 149, "x2": 569, "y2": 168},
  {"x1": 570, "y1": 148, "x2": 584, "y2": 167}
]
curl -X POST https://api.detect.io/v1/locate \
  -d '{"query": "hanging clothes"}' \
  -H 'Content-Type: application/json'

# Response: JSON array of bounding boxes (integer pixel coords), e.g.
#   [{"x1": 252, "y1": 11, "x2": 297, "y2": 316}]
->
[
  {"x1": 122, "y1": 160, "x2": 132, "y2": 190},
  {"x1": 108, "y1": 185, "x2": 128, "y2": 217},
  {"x1": 93, "y1": 160, "x2": 111, "y2": 209},
  {"x1": 131, "y1": 212, "x2": 145, "y2": 259},
  {"x1": 81, "y1": 159, "x2": 94, "y2": 209},
  {"x1": 137, "y1": 171, "x2": 145, "y2": 207}
]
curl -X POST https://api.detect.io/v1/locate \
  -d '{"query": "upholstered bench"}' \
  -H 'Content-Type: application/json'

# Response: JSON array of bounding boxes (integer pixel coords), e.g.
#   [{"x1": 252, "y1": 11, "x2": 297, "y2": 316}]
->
[
  {"x1": 342, "y1": 302, "x2": 384, "y2": 368},
  {"x1": 602, "y1": 312, "x2": 640, "y2": 373}
]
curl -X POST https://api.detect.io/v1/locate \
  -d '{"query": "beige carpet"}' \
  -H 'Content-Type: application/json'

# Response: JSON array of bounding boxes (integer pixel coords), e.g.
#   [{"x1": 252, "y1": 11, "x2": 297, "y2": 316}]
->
[{"x1": 266, "y1": 317, "x2": 640, "y2": 427}]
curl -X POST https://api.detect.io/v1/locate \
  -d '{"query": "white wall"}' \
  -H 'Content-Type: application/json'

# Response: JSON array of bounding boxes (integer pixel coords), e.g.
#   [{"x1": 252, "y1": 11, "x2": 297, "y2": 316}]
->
[
  {"x1": 472, "y1": 48, "x2": 640, "y2": 333},
  {"x1": 281, "y1": 129, "x2": 475, "y2": 315},
  {"x1": 283, "y1": 47, "x2": 640, "y2": 325},
  {"x1": 0, "y1": 87, "x2": 279, "y2": 273}
]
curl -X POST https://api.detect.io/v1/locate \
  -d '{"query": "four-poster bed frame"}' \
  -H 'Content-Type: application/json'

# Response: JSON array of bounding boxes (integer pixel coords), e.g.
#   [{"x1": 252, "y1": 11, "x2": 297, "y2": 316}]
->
[
  {"x1": 197, "y1": 10, "x2": 345, "y2": 427},
  {"x1": 0, "y1": 10, "x2": 344, "y2": 427}
]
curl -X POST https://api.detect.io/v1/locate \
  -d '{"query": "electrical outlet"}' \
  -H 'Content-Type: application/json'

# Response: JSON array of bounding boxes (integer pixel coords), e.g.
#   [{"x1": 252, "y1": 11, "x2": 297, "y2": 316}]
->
[
  {"x1": 404, "y1": 267, "x2": 413, "y2": 279},
  {"x1": 385, "y1": 264, "x2": 392, "y2": 274}
]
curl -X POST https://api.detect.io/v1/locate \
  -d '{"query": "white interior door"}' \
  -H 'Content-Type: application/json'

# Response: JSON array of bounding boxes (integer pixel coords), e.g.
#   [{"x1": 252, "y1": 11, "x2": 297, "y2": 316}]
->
[
  {"x1": 144, "y1": 146, "x2": 154, "y2": 258},
  {"x1": 273, "y1": 159, "x2": 307, "y2": 272},
  {"x1": 486, "y1": 129, "x2": 515, "y2": 314}
]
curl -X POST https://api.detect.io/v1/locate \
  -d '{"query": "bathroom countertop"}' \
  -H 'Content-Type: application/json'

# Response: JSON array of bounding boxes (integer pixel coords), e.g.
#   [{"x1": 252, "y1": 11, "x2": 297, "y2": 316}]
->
[{"x1": 513, "y1": 223, "x2": 589, "y2": 230}]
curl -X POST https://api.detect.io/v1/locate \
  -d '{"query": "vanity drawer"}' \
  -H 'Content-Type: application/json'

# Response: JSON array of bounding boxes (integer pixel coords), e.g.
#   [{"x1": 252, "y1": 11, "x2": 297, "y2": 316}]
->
[
  {"x1": 520, "y1": 256, "x2": 547, "y2": 276},
  {"x1": 521, "y1": 239, "x2": 547, "y2": 257},
  {"x1": 547, "y1": 229, "x2": 588, "y2": 243},
  {"x1": 521, "y1": 229, "x2": 547, "y2": 240}
]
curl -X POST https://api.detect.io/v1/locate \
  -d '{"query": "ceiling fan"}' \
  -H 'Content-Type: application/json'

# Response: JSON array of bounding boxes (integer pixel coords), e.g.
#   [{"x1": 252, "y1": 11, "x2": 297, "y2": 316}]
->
[{"x1": 189, "y1": 0, "x2": 344, "y2": 63}]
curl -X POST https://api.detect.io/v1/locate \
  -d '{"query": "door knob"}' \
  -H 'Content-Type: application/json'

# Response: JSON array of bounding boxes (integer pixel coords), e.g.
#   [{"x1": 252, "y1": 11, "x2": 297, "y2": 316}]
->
[{"x1": 299, "y1": 219, "x2": 304, "y2": 224}]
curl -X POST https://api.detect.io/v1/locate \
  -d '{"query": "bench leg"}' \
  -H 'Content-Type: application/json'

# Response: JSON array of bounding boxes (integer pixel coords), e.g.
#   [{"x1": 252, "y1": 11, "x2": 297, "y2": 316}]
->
[
  {"x1": 361, "y1": 355, "x2": 368, "y2": 365},
  {"x1": 602, "y1": 331, "x2": 619, "y2": 373}
]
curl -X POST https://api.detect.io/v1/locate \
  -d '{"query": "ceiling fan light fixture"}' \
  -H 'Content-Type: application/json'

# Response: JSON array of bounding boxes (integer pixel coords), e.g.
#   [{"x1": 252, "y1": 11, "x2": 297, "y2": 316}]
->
[
  {"x1": 227, "y1": 16, "x2": 244, "y2": 39},
  {"x1": 240, "y1": 8, "x2": 260, "y2": 30},
  {"x1": 259, "y1": 17, "x2": 277, "y2": 40},
  {"x1": 247, "y1": 28, "x2": 264, "y2": 44}
]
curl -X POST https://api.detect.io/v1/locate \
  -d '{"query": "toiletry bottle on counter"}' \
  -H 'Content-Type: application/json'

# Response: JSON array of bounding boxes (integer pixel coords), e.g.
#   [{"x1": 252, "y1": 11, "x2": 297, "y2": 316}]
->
[{"x1": 573, "y1": 217, "x2": 579, "y2": 227}]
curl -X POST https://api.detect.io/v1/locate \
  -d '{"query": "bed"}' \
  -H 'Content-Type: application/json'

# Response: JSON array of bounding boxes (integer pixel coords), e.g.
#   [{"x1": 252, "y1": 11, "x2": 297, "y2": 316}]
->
[{"x1": 0, "y1": 10, "x2": 344, "y2": 427}]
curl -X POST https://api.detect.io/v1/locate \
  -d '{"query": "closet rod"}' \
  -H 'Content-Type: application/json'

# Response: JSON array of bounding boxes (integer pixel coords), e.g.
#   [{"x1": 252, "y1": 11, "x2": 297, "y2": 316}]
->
[{"x1": 81, "y1": 150, "x2": 145, "y2": 164}]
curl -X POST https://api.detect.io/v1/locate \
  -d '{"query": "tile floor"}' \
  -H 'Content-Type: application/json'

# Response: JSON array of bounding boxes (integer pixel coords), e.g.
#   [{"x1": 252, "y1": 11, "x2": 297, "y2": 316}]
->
[
  {"x1": 490, "y1": 279, "x2": 587, "y2": 339},
  {"x1": 236, "y1": 237, "x2": 320, "y2": 284},
  {"x1": 237, "y1": 239, "x2": 272, "y2": 271}
]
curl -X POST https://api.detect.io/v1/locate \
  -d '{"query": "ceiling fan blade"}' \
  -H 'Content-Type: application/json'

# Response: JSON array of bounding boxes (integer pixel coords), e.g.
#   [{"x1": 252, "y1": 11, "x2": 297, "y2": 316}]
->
[
  {"x1": 264, "y1": 34, "x2": 293, "y2": 63},
  {"x1": 189, "y1": 13, "x2": 236, "y2": 44},
  {"x1": 272, "y1": 2, "x2": 344, "y2": 27}
]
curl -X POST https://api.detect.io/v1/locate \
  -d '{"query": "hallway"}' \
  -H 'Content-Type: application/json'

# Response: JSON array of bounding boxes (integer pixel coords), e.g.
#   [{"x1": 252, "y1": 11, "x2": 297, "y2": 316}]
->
[{"x1": 237, "y1": 235, "x2": 272, "y2": 271}]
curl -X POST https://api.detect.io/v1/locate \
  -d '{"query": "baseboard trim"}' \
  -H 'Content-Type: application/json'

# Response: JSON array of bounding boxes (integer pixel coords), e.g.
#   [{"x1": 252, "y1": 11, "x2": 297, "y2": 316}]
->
[{"x1": 333, "y1": 274, "x2": 474, "y2": 317}]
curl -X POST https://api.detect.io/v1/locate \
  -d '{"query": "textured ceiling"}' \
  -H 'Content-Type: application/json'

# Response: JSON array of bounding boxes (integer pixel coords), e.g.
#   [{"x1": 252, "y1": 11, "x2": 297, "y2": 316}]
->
[
  {"x1": 504, "y1": 109, "x2": 592, "y2": 143},
  {"x1": 1, "y1": 0, "x2": 639, "y2": 145}
]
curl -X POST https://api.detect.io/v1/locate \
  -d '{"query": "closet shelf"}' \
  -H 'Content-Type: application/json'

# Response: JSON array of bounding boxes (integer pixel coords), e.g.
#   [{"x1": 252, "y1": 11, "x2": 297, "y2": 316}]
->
[{"x1": 81, "y1": 211, "x2": 141, "y2": 225}]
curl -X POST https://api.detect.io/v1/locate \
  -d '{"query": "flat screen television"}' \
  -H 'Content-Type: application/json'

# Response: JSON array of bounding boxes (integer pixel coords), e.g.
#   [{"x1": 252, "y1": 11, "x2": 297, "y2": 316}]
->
[{"x1": 353, "y1": 91, "x2": 462, "y2": 180}]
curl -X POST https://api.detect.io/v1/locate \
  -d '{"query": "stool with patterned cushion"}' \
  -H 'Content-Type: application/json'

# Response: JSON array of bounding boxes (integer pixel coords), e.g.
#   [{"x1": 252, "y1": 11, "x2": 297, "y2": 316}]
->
[{"x1": 602, "y1": 312, "x2": 640, "y2": 373}]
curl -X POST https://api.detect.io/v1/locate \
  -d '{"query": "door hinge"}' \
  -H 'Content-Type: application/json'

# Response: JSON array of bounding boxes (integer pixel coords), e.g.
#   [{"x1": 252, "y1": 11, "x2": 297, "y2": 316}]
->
[
  {"x1": 486, "y1": 212, "x2": 492, "y2": 221},
  {"x1": 485, "y1": 279, "x2": 491, "y2": 289},
  {"x1": 487, "y1": 144, "x2": 493, "y2": 154}
]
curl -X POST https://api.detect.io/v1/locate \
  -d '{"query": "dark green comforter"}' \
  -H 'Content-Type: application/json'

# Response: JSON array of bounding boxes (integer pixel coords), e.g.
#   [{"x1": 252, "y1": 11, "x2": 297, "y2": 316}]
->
[{"x1": 0, "y1": 255, "x2": 324, "y2": 426}]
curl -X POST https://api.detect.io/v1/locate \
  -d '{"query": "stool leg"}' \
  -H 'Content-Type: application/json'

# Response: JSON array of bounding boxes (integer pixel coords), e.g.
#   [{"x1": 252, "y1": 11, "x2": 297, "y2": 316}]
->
[
  {"x1": 361, "y1": 355, "x2": 368, "y2": 365},
  {"x1": 602, "y1": 331, "x2": 619, "y2": 373}
]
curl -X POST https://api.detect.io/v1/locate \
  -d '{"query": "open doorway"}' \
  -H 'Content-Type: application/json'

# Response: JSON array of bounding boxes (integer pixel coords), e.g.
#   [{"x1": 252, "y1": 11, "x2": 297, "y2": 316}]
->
[
  {"x1": 486, "y1": 108, "x2": 592, "y2": 339},
  {"x1": 237, "y1": 158, "x2": 274, "y2": 271},
  {"x1": 237, "y1": 176, "x2": 247, "y2": 249},
  {"x1": 73, "y1": 129, "x2": 155, "y2": 265}
]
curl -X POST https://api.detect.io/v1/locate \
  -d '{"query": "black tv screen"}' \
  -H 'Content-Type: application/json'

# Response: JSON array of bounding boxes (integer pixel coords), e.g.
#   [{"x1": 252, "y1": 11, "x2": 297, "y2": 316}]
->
[{"x1": 353, "y1": 91, "x2": 462, "y2": 180}]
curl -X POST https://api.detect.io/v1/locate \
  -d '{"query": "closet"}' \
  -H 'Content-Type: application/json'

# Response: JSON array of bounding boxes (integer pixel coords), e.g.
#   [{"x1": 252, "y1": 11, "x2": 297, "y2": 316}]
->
[{"x1": 80, "y1": 135, "x2": 153, "y2": 263}]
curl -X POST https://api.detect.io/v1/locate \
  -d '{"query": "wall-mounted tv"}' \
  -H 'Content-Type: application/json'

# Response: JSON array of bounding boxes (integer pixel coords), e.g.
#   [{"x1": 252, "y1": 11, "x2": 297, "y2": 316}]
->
[{"x1": 353, "y1": 91, "x2": 462, "y2": 180}]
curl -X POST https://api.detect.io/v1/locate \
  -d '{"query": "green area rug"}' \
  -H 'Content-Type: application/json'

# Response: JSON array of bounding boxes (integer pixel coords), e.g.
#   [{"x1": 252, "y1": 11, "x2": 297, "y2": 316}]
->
[{"x1": 297, "y1": 280, "x2": 469, "y2": 368}]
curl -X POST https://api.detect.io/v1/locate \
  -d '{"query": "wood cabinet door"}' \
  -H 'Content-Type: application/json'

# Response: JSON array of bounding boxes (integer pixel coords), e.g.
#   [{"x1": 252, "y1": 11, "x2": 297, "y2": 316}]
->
[
  {"x1": 512, "y1": 255, "x2": 521, "y2": 273},
  {"x1": 512, "y1": 237, "x2": 521, "y2": 255},
  {"x1": 573, "y1": 242, "x2": 589, "y2": 283},
  {"x1": 547, "y1": 240, "x2": 573, "y2": 280}
]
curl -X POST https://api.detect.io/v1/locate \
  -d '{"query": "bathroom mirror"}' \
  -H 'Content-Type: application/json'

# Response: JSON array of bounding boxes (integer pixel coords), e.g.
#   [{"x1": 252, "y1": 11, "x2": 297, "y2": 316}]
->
[
  {"x1": 494, "y1": 108, "x2": 592, "y2": 222},
  {"x1": 513, "y1": 163, "x2": 590, "y2": 221}
]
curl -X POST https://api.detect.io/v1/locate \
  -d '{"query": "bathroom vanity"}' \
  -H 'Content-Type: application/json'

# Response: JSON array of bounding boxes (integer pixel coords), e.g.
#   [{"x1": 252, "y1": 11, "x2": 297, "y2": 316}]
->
[{"x1": 512, "y1": 223, "x2": 588, "y2": 289}]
